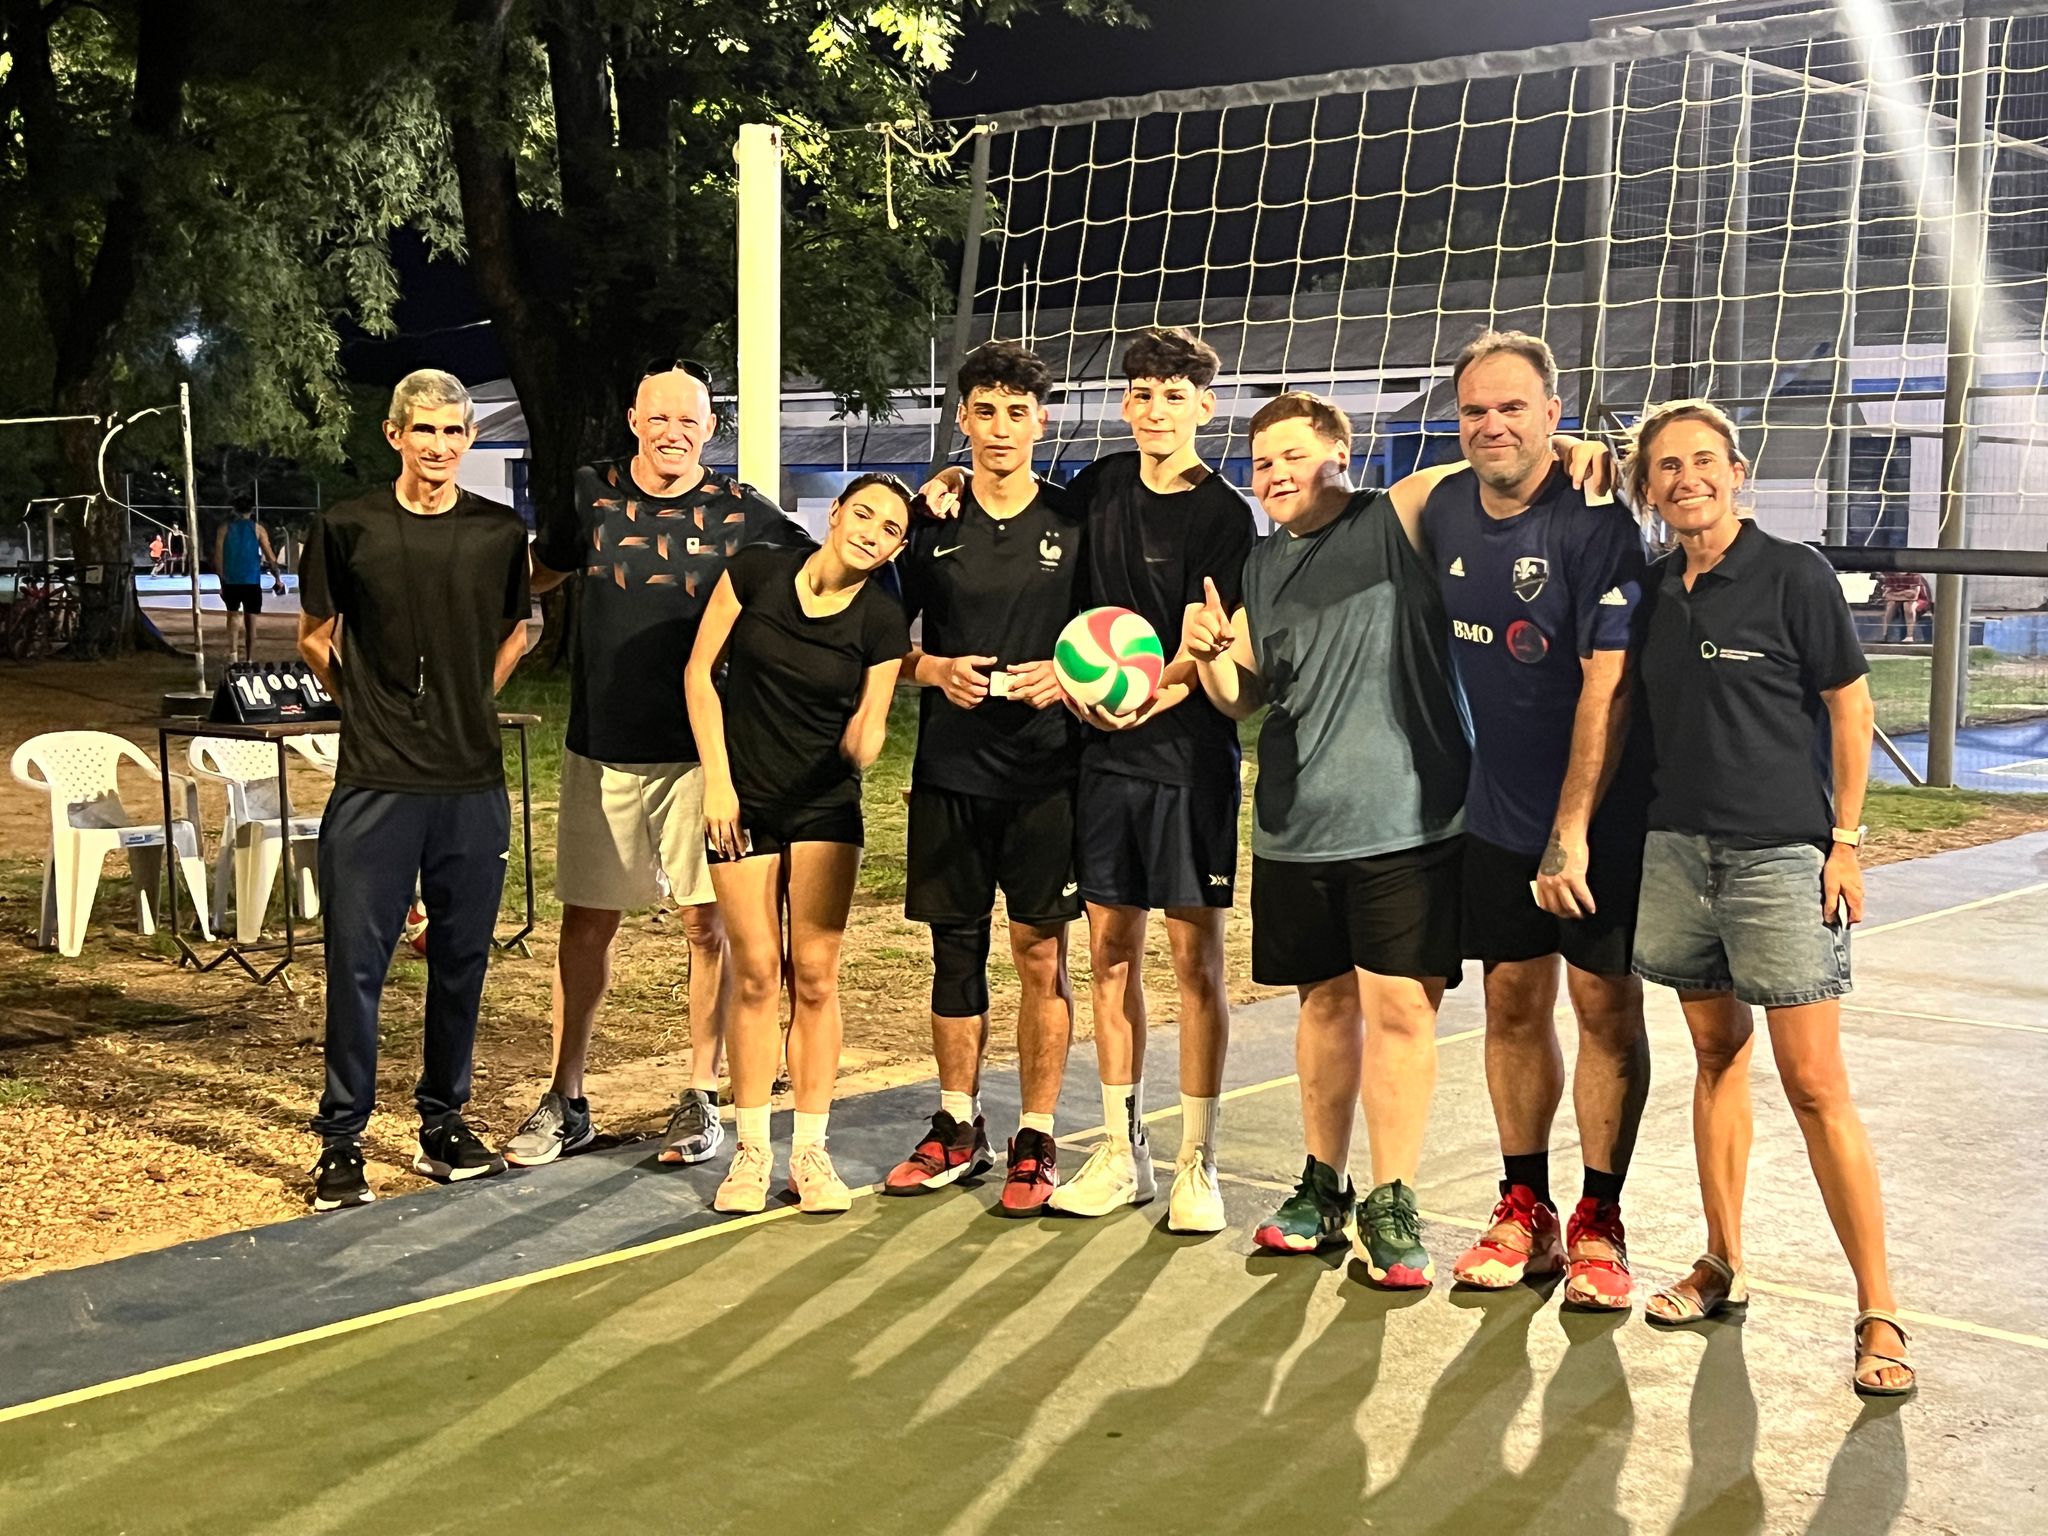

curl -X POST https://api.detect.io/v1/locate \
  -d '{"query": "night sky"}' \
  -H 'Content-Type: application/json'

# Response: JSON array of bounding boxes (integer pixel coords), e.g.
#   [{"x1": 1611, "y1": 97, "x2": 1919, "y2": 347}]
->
[{"x1": 352, "y1": 0, "x2": 1623, "y2": 385}]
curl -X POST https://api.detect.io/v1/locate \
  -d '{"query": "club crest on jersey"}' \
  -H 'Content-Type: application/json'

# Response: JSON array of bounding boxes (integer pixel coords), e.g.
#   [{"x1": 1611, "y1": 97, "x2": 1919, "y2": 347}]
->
[
  {"x1": 1512, "y1": 556, "x2": 1549, "y2": 602},
  {"x1": 1039, "y1": 534, "x2": 1064, "y2": 569}
]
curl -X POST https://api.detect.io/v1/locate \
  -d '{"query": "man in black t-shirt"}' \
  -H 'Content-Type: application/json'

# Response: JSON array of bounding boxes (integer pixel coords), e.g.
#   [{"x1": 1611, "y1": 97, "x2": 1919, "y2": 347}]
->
[
  {"x1": 924, "y1": 327, "x2": 1258, "y2": 1235},
  {"x1": 509, "y1": 361, "x2": 809, "y2": 1172},
  {"x1": 296, "y1": 369, "x2": 532, "y2": 1211},
  {"x1": 885, "y1": 342, "x2": 1087, "y2": 1217}
]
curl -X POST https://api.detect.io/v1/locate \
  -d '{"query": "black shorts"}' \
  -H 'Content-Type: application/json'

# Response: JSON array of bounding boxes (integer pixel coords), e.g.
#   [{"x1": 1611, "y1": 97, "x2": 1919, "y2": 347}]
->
[
  {"x1": 1077, "y1": 766, "x2": 1238, "y2": 911},
  {"x1": 1251, "y1": 837, "x2": 1463, "y2": 987},
  {"x1": 710, "y1": 799, "x2": 863, "y2": 862},
  {"x1": 1461, "y1": 831, "x2": 1642, "y2": 976},
  {"x1": 905, "y1": 784, "x2": 1080, "y2": 929},
  {"x1": 221, "y1": 583, "x2": 264, "y2": 614}
]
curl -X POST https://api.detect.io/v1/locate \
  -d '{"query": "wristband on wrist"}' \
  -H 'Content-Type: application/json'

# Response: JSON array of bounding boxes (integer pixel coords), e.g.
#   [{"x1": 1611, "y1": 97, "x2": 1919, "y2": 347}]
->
[{"x1": 1831, "y1": 825, "x2": 1867, "y2": 847}]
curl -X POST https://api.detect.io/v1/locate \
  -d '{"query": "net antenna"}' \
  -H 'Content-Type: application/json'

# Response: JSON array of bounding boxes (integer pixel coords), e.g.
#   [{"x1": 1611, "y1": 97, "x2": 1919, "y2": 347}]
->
[{"x1": 940, "y1": 0, "x2": 2048, "y2": 786}]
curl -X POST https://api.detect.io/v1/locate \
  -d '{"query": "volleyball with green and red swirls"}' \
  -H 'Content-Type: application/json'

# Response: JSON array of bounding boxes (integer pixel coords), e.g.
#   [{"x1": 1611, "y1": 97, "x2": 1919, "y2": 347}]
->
[{"x1": 1054, "y1": 606, "x2": 1165, "y2": 715}]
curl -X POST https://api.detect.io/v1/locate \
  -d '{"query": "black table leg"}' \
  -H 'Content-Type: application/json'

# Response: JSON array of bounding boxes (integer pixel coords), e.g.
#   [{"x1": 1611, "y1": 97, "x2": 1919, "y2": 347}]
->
[{"x1": 157, "y1": 726, "x2": 199, "y2": 970}]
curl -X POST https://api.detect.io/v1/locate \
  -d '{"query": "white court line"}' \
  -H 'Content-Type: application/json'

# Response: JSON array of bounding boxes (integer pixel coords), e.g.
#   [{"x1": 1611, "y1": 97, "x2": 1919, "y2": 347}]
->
[
  {"x1": 1842, "y1": 1003, "x2": 2048, "y2": 1037},
  {"x1": 1859, "y1": 879, "x2": 2048, "y2": 938}
]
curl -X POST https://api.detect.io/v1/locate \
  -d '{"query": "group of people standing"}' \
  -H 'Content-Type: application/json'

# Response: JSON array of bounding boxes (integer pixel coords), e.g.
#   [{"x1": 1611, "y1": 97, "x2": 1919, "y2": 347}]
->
[{"x1": 293, "y1": 324, "x2": 1911, "y2": 1402}]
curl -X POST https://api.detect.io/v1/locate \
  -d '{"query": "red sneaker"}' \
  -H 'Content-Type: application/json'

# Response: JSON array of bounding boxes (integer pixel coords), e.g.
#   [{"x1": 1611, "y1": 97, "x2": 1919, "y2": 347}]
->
[
  {"x1": 996, "y1": 1128, "x2": 1058, "y2": 1217},
  {"x1": 1452, "y1": 1184, "x2": 1564, "y2": 1289},
  {"x1": 882, "y1": 1111, "x2": 992, "y2": 1196},
  {"x1": 1563, "y1": 1197, "x2": 1633, "y2": 1310}
]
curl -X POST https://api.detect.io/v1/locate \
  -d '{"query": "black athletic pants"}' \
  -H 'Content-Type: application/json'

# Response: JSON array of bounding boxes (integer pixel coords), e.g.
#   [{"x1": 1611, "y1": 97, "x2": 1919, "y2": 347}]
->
[{"x1": 311, "y1": 784, "x2": 509, "y2": 1141}]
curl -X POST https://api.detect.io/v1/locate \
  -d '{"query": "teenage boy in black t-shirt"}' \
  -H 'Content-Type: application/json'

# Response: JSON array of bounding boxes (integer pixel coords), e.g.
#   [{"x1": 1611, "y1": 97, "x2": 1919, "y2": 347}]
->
[
  {"x1": 886, "y1": 342, "x2": 1088, "y2": 1216},
  {"x1": 296, "y1": 369, "x2": 532, "y2": 1211},
  {"x1": 926, "y1": 327, "x2": 1258, "y2": 1235},
  {"x1": 509, "y1": 361, "x2": 809, "y2": 1172}
]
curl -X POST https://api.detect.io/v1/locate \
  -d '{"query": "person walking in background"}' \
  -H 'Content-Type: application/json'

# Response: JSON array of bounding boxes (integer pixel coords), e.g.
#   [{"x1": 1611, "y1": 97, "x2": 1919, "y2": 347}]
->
[{"x1": 213, "y1": 494, "x2": 286, "y2": 665}]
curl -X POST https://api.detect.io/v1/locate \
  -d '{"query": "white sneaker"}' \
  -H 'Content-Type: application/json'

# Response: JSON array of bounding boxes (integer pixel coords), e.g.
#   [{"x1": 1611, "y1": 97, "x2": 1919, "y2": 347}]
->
[
  {"x1": 714, "y1": 1142, "x2": 772, "y2": 1213},
  {"x1": 1167, "y1": 1154, "x2": 1225, "y2": 1234},
  {"x1": 787, "y1": 1143, "x2": 852, "y2": 1213},
  {"x1": 1048, "y1": 1135, "x2": 1155, "y2": 1217}
]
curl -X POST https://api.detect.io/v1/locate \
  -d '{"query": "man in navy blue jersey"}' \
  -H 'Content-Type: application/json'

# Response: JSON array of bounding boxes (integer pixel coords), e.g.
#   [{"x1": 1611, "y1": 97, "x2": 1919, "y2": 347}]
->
[{"x1": 1423, "y1": 331, "x2": 1651, "y2": 1311}]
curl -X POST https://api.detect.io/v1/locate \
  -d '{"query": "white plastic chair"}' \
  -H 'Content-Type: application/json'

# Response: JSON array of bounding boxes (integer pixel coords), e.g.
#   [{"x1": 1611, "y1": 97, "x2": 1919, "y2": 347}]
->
[
  {"x1": 286, "y1": 732, "x2": 340, "y2": 777},
  {"x1": 11, "y1": 730, "x2": 213, "y2": 957},
  {"x1": 188, "y1": 737, "x2": 325, "y2": 944}
]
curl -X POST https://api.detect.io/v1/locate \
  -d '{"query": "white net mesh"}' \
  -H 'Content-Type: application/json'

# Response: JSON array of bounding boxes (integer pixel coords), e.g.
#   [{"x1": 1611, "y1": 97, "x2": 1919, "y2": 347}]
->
[{"x1": 953, "y1": 2, "x2": 2048, "y2": 621}]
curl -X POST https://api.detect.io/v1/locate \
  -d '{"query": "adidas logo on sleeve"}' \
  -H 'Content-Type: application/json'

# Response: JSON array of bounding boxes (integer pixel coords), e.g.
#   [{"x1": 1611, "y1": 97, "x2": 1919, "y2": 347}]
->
[{"x1": 1598, "y1": 587, "x2": 1628, "y2": 606}]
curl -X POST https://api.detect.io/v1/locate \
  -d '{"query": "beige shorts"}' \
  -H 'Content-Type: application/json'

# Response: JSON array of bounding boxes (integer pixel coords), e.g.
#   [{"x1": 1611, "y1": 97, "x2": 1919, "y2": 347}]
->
[{"x1": 554, "y1": 751, "x2": 714, "y2": 911}]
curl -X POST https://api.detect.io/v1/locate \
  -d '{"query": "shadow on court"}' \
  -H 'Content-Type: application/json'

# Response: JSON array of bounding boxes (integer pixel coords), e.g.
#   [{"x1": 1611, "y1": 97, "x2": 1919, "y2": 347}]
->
[{"x1": 2, "y1": 834, "x2": 2044, "y2": 1534}]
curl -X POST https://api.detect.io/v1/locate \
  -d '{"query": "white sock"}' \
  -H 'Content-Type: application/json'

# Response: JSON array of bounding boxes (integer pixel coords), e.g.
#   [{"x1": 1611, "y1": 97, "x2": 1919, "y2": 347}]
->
[
  {"x1": 1019, "y1": 1110, "x2": 1055, "y2": 1136},
  {"x1": 940, "y1": 1089, "x2": 976, "y2": 1125},
  {"x1": 1180, "y1": 1094, "x2": 1218, "y2": 1163},
  {"x1": 1101, "y1": 1080, "x2": 1142, "y2": 1146},
  {"x1": 793, "y1": 1109, "x2": 829, "y2": 1148},
  {"x1": 736, "y1": 1104, "x2": 771, "y2": 1149}
]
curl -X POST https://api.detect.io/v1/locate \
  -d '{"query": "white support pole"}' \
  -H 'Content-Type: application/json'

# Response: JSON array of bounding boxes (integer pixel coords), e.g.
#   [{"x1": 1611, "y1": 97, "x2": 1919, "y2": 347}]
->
[
  {"x1": 735, "y1": 124, "x2": 783, "y2": 501},
  {"x1": 179, "y1": 382, "x2": 207, "y2": 692}
]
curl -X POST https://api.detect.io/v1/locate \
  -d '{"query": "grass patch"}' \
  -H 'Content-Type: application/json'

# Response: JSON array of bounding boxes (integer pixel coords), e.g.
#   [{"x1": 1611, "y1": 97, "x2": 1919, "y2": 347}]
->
[
  {"x1": 0, "y1": 1076, "x2": 48, "y2": 1107},
  {"x1": 1867, "y1": 648, "x2": 2048, "y2": 735},
  {"x1": 1864, "y1": 781, "x2": 2045, "y2": 836}
]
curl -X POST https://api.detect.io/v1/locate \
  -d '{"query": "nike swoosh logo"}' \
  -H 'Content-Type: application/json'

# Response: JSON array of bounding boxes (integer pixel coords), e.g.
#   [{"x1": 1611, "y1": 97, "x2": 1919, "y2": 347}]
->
[{"x1": 934, "y1": 544, "x2": 964, "y2": 558}]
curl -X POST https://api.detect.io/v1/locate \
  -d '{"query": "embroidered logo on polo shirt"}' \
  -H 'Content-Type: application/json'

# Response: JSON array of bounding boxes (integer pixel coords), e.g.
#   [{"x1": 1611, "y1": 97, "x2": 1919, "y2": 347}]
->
[
  {"x1": 1039, "y1": 534, "x2": 1064, "y2": 569},
  {"x1": 1599, "y1": 587, "x2": 1628, "y2": 606},
  {"x1": 934, "y1": 543, "x2": 964, "y2": 558},
  {"x1": 1512, "y1": 556, "x2": 1549, "y2": 602},
  {"x1": 1448, "y1": 556, "x2": 1466, "y2": 577},
  {"x1": 1699, "y1": 641, "x2": 1764, "y2": 662}
]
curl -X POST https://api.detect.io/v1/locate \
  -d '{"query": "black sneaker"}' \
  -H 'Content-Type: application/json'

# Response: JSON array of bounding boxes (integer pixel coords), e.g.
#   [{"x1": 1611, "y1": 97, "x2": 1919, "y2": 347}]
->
[
  {"x1": 311, "y1": 1140, "x2": 374, "y2": 1212},
  {"x1": 415, "y1": 1115, "x2": 507, "y2": 1183},
  {"x1": 504, "y1": 1090, "x2": 595, "y2": 1167},
  {"x1": 657, "y1": 1087, "x2": 726, "y2": 1165},
  {"x1": 1253, "y1": 1156, "x2": 1355, "y2": 1253}
]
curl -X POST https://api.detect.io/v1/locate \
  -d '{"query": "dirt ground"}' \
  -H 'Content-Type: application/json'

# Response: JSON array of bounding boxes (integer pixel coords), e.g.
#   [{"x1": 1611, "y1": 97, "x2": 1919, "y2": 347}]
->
[
  {"x1": 0, "y1": 632, "x2": 1268, "y2": 1281},
  {"x1": 4, "y1": 632, "x2": 2046, "y2": 1284}
]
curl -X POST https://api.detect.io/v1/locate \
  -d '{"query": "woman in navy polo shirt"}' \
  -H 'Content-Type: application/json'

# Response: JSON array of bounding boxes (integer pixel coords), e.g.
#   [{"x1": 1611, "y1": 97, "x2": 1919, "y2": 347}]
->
[{"x1": 1626, "y1": 400, "x2": 1913, "y2": 1397}]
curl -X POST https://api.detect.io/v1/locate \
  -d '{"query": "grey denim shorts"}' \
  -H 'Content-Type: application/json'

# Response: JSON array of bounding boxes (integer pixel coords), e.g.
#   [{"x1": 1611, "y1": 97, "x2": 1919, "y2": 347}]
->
[{"x1": 1631, "y1": 831, "x2": 1852, "y2": 1007}]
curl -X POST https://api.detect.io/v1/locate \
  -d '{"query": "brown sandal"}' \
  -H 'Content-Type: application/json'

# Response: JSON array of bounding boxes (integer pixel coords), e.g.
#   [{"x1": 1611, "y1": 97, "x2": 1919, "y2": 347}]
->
[
  {"x1": 1646, "y1": 1253, "x2": 1749, "y2": 1328},
  {"x1": 1853, "y1": 1310, "x2": 1916, "y2": 1397}
]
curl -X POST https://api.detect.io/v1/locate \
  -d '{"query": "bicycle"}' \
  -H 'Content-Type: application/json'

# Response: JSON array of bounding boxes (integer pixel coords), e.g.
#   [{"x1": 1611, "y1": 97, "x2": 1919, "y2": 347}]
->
[{"x1": 4, "y1": 561, "x2": 82, "y2": 661}]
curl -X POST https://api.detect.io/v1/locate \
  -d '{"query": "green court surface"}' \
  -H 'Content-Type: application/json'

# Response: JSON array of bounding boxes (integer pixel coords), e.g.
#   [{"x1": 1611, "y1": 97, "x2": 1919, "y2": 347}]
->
[{"x1": 3, "y1": 835, "x2": 2045, "y2": 1535}]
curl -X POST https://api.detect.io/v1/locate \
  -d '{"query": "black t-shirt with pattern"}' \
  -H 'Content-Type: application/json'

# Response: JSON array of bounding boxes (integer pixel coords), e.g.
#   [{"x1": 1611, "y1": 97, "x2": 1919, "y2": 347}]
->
[{"x1": 533, "y1": 460, "x2": 810, "y2": 764}]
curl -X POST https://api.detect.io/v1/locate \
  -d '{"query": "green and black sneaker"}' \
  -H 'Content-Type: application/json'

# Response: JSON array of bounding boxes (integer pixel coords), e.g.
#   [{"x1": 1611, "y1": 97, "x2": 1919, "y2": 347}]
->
[
  {"x1": 1254, "y1": 1156, "x2": 1355, "y2": 1253},
  {"x1": 1355, "y1": 1179, "x2": 1435, "y2": 1288}
]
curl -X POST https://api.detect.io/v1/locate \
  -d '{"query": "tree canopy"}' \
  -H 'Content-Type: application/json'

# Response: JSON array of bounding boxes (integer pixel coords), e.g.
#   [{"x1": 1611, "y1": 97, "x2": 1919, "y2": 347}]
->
[{"x1": 0, "y1": 0, "x2": 1133, "y2": 652}]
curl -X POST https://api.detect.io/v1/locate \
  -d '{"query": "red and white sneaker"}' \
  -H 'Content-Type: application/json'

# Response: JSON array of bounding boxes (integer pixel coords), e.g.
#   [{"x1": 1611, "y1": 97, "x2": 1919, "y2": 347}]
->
[
  {"x1": 1563, "y1": 1197, "x2": 1633, "y2": 1310},
  {"x1": 882, "y1": 1111, "x2": 993, "y2": 1196},
  {"x1": 1451, "y1": 1184, "x2": 1564, "y2": 1289},
  {"x1": 996, "y1": 1128, "x2": 1058, "y2": 1217}
]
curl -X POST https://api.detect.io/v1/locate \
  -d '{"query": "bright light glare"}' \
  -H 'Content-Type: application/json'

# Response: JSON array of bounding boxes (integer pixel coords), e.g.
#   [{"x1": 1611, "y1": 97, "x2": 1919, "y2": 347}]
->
[{"x1": 174, "y1": 332, "x2": 203, "y2": 363}]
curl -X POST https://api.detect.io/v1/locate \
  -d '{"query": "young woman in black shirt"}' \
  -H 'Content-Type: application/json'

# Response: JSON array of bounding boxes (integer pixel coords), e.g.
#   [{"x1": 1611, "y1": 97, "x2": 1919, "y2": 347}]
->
[{"x1": 685, "y1": 474, "x2": 914, "y2": 1214}]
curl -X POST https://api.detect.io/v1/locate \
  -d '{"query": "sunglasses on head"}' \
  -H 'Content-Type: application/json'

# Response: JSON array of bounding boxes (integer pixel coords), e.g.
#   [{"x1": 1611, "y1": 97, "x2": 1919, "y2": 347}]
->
[{"x1": 641, "y1": 357, "x2": 715, "y2": 388}]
